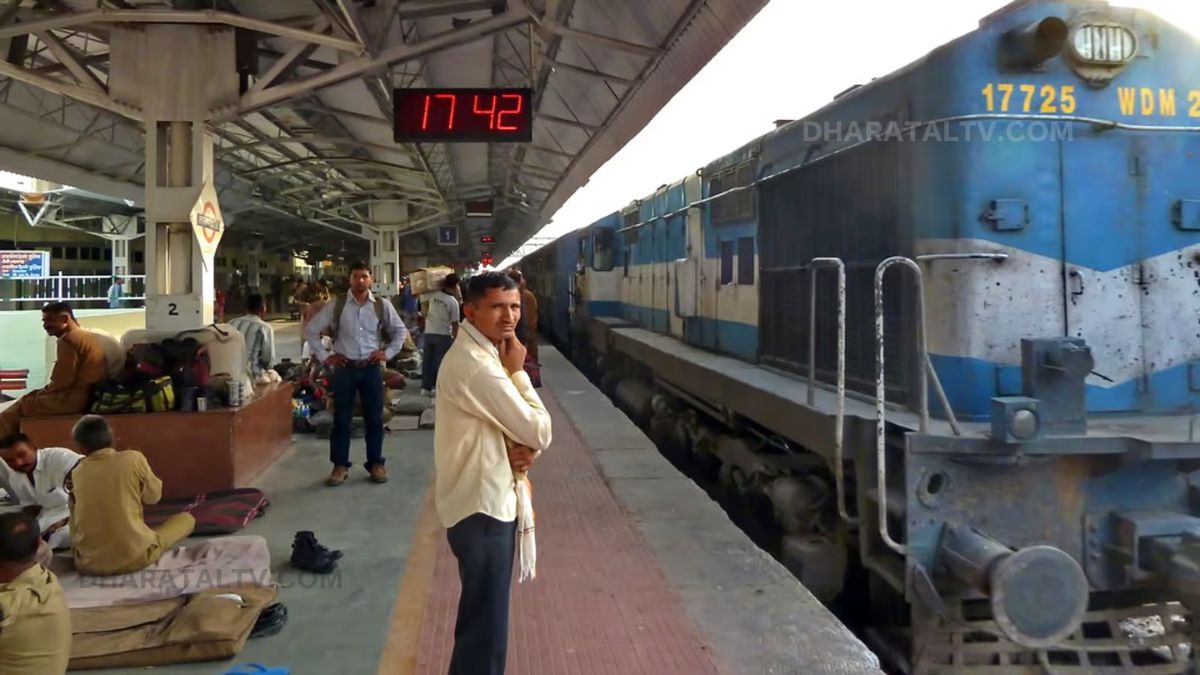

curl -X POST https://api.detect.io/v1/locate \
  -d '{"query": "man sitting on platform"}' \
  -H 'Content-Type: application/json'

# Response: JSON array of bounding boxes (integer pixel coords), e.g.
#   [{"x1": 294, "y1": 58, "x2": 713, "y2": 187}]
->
[
  {"x1": 0, "y1": 302, "x2": 109, "y2": 438},
  {"x1": 0, "y1": 512, "x2": 71, "y2": 675},
  {"x1": 67, "y1": 415, "x2": 195, "y2": 576},
  {"x1": 0, "y1": 433, "x2": 81, "y2": 551},
  {"x1": 228, "y1": 293, "x2": 276, "y2": 379}
]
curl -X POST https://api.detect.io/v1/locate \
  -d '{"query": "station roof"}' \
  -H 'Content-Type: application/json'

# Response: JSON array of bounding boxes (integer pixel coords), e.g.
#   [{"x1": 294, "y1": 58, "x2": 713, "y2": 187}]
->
[{"x1": 0, "y1": 0, "x2": 767, "y2": 264}]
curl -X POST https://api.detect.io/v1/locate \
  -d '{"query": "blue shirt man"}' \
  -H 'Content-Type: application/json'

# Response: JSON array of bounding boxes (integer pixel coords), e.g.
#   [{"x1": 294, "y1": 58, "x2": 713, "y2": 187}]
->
[
  {"x1": 228, "y1": 293, "x2": 276, "y2": 379},
  {"x1": 106, "y1": 278, "x2": 123, "y2": 309},
  {"x1": 304, "y1": 263, "x2": 407, "y2": 486}
]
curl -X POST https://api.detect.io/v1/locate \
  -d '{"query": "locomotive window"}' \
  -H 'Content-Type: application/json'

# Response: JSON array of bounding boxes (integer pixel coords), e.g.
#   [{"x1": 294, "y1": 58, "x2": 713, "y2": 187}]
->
[
  {"x1": 622, "y1": 209, "x2": 639, "y2": 229},
  {"x1": 710, "y1": 161, "x2": 755, "y2": 225},
  {"x1": 623, "y1": 250, "x2": 630, "y2": 277},
  {"x1": 737, "y1": 237, "x2": 754, "y2": 285},
  {"x1": 720, "y1": 241, "x2": 734, "y2": 285},
  {"x1": 593, "y1": 228, "x2": 615, "y2": 272}
]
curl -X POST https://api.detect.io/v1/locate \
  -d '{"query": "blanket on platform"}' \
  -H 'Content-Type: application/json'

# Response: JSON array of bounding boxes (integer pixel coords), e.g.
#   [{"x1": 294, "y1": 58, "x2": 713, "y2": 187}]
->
[
  {"x1": 144, "y1": 488, "x2": 269, "y2": 535},
  {"x1": 52, "y1": 535, "x2": 274, "y2": 609}
]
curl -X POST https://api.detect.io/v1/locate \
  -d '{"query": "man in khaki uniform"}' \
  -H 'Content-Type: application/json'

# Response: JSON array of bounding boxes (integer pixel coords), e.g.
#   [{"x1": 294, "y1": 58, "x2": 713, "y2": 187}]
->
[
  {"x1": 0, "y1": 302, "x2": 108, "y2": 437},
  {"x1": 67, "y1": 415, "x2": 195, "y2": 576},
  {"x1": 0, "y1": 511, "x2": 71, "y2": 675}
]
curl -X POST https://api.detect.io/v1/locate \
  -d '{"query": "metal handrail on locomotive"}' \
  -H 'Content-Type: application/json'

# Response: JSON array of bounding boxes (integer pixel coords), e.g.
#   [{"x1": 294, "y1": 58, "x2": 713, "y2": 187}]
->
[{"x1": 521, "y1": 0, "x2": 1200, "y2": 671}]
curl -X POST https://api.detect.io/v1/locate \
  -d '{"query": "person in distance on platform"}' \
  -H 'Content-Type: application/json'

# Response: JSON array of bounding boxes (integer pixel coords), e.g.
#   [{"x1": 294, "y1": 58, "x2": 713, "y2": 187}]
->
[
  {"x1": 67, "y1": 415, "x2": 195, "y2": 576},
  {"x1": 434, "y1": 271, "x2": 552, "y2": 675},
  {"x1": 228, "y1": 293, "x2": 277, "y2": 380},
  {"x1": 106, "y1": 276, "x2": 124, "y2": 309},
  {"x1": 0, "y1": 512, "x2": 71, "y2": 675},
  {"x1": 0, "y1": 302, "x2": 108, "y2": 439},
  {"x1": 305, "y1": 262, "x2": 407, "y2": 486},
  {"x1": 506, "y1": 270, "x2": 539, "y2": 365},
  {"x1": 0, "y1": 433, "x2": 81, "y2": 552},
  {"x1": 421, "y1": 274, "x2": 461, "y2": 398}
]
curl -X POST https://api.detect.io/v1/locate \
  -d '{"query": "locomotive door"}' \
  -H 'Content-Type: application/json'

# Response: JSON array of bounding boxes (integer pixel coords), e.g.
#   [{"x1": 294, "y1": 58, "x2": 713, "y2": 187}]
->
[
  {"x1": 1061, "y1": 132, "x2": 1146, "y2": 411},
  {"x1": 652, "y1": 218, "x2": 670, "y2": 333}
]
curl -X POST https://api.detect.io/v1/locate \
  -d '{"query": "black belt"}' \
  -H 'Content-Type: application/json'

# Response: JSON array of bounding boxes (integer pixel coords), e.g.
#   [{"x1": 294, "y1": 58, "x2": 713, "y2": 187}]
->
[{"x1": 342, "y1": 358, "x2": 379, "y2": 368}]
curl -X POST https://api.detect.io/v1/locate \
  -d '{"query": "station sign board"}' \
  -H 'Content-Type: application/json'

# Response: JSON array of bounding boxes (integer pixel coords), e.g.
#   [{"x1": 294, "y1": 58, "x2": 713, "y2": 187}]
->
[
  {"x1": 437, "y1": 225, "x2": 459, "y2": 247},
  {"x1": 0, "y1": 250, "x2": 49, "y2": 278},
  {"x1": 189, "y1": 180, "x2": 224, "y2": 260}
]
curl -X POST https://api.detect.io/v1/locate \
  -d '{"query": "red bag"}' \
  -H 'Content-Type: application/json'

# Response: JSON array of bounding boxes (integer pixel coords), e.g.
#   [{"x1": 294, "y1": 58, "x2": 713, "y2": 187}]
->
[{"x1": 523, "y1": 355, "x2": 541, "y2": 389}]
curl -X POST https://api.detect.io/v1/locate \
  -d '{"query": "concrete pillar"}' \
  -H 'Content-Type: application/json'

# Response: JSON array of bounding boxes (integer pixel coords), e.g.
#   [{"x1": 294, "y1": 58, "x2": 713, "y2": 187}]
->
[
  {"x1": 369, "y1": 202, "x2": 407, "y2": 297},
  {"x1": 246, "y1": 239, "x2": 263, "y2": 291},
  {"x1": 109, "y1": 24, "x2": 239, "y2": 330},
  {"x1": 104, "y1": 215, "x2": 139, "y2": 278}
]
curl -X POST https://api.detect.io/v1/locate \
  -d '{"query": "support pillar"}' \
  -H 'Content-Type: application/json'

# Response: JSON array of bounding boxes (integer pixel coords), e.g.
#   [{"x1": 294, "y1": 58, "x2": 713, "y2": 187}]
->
[
  {"x1": 246, "y1": 239, "x2": 263, "y2": 292},
  {"x1": 109, "y1": 24, "x2": 239, "y2": 330},
  {"x1": 369, "y1": 202, "x2": 407, "y2": 297},
  {"x1": 103, "y1": 215, "x2": 140, "y2": 278}
]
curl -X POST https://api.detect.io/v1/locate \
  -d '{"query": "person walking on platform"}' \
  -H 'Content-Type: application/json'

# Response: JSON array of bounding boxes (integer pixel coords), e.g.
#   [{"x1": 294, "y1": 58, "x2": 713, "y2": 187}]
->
[
  {"x1": 421, "y1": 274, "x2": 460, "y2": 397},
  {"x1": 0, "y1": 302, "x2": 108, "y2": 438},
  {"x1": 305, "y1": 262, "x2": 407, "y2": 486},
  {"x1": 106, "y1": 277, "x2": 124, "y2": 309},
  {"x1": 434, "y1": 272, "x2": 553, "y2": 675}
]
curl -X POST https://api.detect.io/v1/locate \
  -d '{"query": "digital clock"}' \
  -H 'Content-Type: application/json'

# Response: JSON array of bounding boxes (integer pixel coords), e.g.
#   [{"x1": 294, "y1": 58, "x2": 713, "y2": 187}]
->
[{"x1": 393, "y1": 88, "x2": 533, "y2": 143}]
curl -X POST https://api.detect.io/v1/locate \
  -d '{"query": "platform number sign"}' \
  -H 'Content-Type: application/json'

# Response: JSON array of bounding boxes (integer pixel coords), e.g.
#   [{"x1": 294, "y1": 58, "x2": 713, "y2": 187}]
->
[{"x1": 437, "y1": 226, "x2": 459, "y2": 247}]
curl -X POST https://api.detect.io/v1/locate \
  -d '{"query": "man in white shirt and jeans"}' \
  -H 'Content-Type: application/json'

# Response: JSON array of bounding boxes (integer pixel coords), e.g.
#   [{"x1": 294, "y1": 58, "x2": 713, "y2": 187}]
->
[
  {"x1": 421, "y1": 274, "x2": 460, "y2": 397},
  {"x1": 434, "y1": 272, "x2": 552, "y2": 675},
  {"x1": 0, "y1": 433, "x2": 81, "y2": 551},
  {"x1": 304, "y1": 263, "x2": 408, "y2": 486}
]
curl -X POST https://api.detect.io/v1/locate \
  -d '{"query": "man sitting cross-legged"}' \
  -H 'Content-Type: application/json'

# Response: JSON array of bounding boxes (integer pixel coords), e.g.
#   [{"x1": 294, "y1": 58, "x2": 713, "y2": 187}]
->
[{"x1": 67, "y1": 415, "x2": 195, "y2": 576}]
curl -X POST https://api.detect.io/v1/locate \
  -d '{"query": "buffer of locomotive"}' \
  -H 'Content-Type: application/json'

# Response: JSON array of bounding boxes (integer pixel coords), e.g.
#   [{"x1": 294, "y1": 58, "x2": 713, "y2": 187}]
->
[{"x1": 905, "y1": 337, "x2": 1200, "y2": 648}]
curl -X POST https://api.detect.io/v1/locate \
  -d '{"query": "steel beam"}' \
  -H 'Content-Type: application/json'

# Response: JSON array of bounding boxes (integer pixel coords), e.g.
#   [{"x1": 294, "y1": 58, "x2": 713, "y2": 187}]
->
[
  {"x1": 0, "y1": 58, "x2": 138, "y2": 119},
  {"x1": 545, "y1": 57, "x2": 633, "y2": 86},
  {"x1": 537, "y1": 112, "x2": 598, "y2": 131},
  {"x1": 34, "y1": 31, "x2": 106, "y2": 91},
  {"x1": 227, "y1": 7, "x2": 530, "y2": 119},
  {"x1": 537, "y1": 21, "x2": 659, "y2": 59},
  {"x1": 0, "y1": 10, "x2": 363, "y2": 53},
  {"x1": 251, "y1": 38, "x2": 321, "y2": 94},
  {"x1": 397, "y1": 0, "x2": 502, "y2": 20}
]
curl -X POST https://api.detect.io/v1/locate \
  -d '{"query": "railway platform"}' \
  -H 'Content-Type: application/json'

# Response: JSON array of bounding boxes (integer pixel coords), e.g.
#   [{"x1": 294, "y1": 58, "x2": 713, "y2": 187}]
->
[{"x1": 88, "y1": 324, "x2": 880, "y2": 675}]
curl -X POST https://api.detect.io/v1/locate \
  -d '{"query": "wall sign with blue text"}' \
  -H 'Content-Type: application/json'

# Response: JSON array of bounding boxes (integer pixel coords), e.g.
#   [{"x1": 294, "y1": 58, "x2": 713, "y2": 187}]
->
[{"x1": 0, "y1": 250, "x2": 49, "y2": 279}]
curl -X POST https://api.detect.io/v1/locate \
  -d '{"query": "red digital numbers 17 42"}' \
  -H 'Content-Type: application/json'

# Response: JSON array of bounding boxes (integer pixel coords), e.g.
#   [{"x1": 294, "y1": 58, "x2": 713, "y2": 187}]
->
[
  {"x1": 395, "y1": 88, "x2": 532, "y2": 142},
  {"x1": 421, "y1": 93, "x2": 524, "y2": 131}
]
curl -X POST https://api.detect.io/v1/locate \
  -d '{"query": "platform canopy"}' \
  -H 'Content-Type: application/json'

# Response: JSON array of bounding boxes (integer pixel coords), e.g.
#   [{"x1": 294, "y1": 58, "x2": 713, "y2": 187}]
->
[{"x1": 0, "y1": 0, "x2": 767, "y2": 265}]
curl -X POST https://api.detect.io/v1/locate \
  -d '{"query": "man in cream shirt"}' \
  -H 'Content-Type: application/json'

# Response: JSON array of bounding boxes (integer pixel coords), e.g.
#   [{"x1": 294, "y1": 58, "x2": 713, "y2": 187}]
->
[{"x1": 434, "y1": 272, "x2": 552, "y2": 675}]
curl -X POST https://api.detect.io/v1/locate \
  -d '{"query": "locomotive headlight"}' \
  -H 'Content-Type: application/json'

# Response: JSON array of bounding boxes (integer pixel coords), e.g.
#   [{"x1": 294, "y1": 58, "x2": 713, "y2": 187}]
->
[{"x1": 1069, "y1": 22, "x2": 1138, "y2": 65}]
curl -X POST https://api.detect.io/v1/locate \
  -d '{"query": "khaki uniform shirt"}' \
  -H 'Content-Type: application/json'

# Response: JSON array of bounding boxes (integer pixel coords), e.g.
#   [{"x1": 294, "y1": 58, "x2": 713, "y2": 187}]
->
[
  {"x1": 68, "y1": 448, "x2": 163, "y2": 575},
  {"x1": 0, "y1": 564, "x2": 71, "y2": 674},
  {"x1": 433, "y1": 321, "x2": 552, "y2": 528}
]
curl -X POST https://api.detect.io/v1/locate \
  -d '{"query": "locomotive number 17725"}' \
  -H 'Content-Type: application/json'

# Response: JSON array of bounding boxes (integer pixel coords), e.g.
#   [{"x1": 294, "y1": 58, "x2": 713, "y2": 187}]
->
[{"x1": 981, "y1": 83, "x2": 1078, "y2": 114}]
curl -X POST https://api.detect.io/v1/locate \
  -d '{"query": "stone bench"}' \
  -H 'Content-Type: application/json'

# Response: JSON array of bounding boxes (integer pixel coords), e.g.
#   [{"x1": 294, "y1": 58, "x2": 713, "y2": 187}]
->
[{"x1": 20, "y1": 383, "x2": 293, "y2": 499}]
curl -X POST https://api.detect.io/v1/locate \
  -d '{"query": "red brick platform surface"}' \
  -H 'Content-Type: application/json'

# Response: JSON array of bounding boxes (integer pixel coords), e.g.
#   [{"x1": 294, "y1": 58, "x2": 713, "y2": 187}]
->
[{"x1": 414, "y1": 389, "x2": 723, "y2": 675}]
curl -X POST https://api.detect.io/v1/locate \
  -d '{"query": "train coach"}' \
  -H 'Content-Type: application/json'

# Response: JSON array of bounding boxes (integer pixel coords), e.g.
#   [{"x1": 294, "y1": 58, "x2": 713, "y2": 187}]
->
[{"x1": 522, "y1": 0, "x2": 1200, "y2": 671}]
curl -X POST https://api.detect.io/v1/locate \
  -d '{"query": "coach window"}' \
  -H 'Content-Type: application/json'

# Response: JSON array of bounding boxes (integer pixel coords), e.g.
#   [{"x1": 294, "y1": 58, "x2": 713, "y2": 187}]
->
[
  {"x1": 720, "y1": 241, "x2": 734, "y2": 285},
  {"x1": 737, "y1": 237, "x2": 754, "y2": 285},
  {"x1": 593, "y1": 228, "x2": 615, "y2": 271}
]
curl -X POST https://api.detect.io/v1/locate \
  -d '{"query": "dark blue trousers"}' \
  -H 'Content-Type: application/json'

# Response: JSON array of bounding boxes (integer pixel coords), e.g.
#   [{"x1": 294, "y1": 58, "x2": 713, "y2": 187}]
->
[
  {"x1": 447, "y1": 513, "x2": 516, "y2": 675},
  {"x1": 329, "y1": 363, "x2": 385, "y2": 470},
  {"x1": 423, "y1": 333, "x2": 454, "y2": 390}
]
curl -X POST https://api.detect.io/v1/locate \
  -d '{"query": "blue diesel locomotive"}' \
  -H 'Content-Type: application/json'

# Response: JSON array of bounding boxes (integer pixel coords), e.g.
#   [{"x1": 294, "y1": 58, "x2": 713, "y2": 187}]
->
[{"x1": 522, "y1": 1, "x2": 1200, "y2": 671}]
